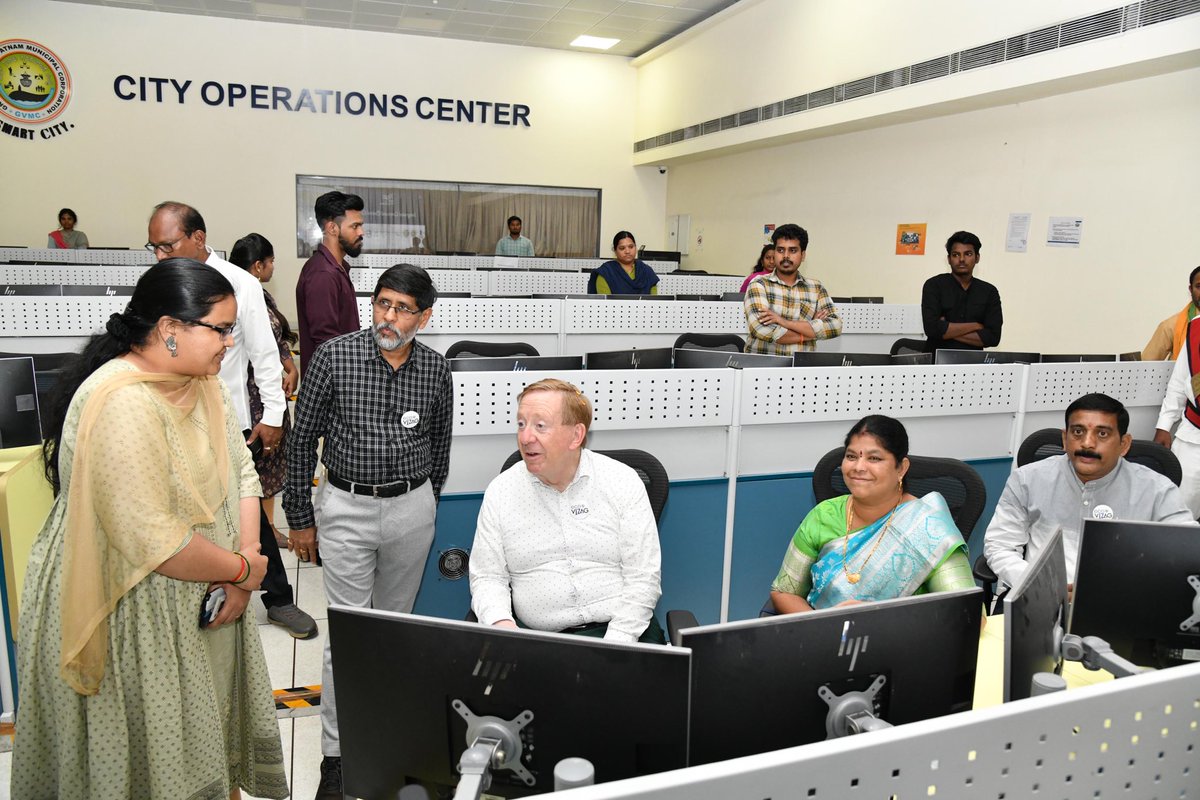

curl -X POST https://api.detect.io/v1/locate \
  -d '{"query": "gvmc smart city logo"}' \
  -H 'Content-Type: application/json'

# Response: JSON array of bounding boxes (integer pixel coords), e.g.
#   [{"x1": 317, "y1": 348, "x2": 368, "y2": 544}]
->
[{"x1": 0, "y1": 39, "x2": 75, "y2": 142}]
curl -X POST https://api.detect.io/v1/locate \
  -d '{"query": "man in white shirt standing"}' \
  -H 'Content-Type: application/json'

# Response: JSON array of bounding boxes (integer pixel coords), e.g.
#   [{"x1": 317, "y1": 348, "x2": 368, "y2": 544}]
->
[
  {"x1": 1153, "y1": 315, "x2": 1200, "y2": 518},
  {"x1": 469, "y1": 378, "x2": 664, "y2": 643},
  {"x1": 147, "y1": 201, "x2": 316, "y2": 638}
]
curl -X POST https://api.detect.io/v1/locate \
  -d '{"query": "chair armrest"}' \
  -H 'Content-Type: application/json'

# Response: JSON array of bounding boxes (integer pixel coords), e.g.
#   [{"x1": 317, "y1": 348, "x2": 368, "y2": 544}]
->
[{"x1": 665, "y1": 609, "x2": 700, "y2": 646}]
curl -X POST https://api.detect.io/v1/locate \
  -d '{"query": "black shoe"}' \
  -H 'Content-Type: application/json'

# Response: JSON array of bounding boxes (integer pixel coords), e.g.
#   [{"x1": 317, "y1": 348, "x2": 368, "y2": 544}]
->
[{"x1": 315, "y1": 755, "x2": 343, "y2": 799}]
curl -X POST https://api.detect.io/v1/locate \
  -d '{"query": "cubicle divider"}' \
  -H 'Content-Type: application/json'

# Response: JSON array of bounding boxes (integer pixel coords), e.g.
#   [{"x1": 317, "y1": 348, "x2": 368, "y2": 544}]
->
[
  {"x1": 417, "y1": 360, "x2": 1172, "y2": 625},
  {"x1": 550, "y1": 660, "x2": 1200, "y2": 800}
]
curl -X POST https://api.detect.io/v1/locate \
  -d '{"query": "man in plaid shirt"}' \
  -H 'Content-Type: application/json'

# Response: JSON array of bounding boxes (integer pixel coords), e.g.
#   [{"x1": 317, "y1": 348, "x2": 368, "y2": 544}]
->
[
  {"x1": 744, "y1": 223, "x2": 842, "y2": 354},
  {"x1": 283, "y1": 263, "x2": 453, "y2": 799}
]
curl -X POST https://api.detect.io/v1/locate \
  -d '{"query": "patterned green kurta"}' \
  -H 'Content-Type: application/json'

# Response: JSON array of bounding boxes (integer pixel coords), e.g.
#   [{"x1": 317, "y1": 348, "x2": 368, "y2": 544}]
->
[{"x1": 13, "y1": 359, "x2": 288, "y2": 799}]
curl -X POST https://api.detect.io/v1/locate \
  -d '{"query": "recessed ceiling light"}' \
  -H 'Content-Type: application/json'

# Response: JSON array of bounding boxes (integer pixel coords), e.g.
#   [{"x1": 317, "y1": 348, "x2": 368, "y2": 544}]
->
[{"x1": 570, "y1": 35, "x2": 620, "y2": 50}]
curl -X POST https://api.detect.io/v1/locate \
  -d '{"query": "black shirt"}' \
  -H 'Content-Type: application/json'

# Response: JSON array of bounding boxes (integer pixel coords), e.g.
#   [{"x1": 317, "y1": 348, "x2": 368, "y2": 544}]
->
[{"x1": 921, "y1": 272, "x2": 1003, "y2": 351}]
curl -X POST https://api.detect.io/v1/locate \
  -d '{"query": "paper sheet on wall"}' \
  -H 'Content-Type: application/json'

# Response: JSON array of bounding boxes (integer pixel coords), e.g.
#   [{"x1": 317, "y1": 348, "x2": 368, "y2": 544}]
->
[
  {"x1": 1046, "y1": 217, "x2": 1083, "y2": 248},
  {"x1": 1005, "y1": 213, "x2": 1031, "y2": 253}
]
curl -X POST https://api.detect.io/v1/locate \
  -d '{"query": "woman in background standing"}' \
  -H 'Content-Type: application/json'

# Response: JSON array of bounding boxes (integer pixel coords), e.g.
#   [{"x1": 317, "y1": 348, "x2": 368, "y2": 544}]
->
[{"x1": 48, "y1": 207, "x2": 89, "y2": 249}]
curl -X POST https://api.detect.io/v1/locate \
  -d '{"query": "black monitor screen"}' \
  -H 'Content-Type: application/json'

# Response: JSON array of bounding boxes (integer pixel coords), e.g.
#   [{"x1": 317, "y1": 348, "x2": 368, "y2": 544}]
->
[
  {"x1": 585, "y1": 348, "x2": 673, "y2": 370},
  {"x1": 1070, "y1": 519, "x2": 1200, "y2": 668},
  {"x1": 329, "y1": 608, "x2": 690, "y2": 799},
  {"x1": 1004, "y1": 528, "x2": 1068, "y2": 701},
  {"x1": 605, "y1": 294, "x2": 673, "y2": 301},
  {"x1": 0, "y1": 357, "x2": 42, "y2": 447},
  {"x1": 672, "y1": 348, "x2": 791, "y2": 369},
  {"x1": 793, "y1": 351, "x2": 894, "y2": 367},
  {"x1": 680, "y1": 588, "x2": 981, "y2": 765},
  {"x1": 892, "y1": 353, "x2": 933, "y2": 365},
  {"x1": 934, "y1": 350, "x2": 1041, "y2": 365},
  {"x1": 449, "y1": 355, "x2": 584, "y2": 373}
]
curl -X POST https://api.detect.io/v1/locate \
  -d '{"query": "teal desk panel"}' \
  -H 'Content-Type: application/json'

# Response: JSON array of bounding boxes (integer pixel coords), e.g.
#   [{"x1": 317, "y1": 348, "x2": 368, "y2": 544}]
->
[{"x1": 412, "y1": 478, "x2": 729, "y2": 625}]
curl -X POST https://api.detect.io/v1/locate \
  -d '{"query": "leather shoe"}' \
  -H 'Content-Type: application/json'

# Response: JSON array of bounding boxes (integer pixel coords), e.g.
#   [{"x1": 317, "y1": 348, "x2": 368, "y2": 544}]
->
[
  {"x1": 267, "y1": 603, "x2": 318, "y2": 639},
  {"x1": 315, "y1": 755, "x2": 342, "y2": 799}
]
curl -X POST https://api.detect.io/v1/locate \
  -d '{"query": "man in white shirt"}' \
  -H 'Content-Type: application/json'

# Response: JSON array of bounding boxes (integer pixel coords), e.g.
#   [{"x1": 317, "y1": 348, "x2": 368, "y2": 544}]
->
[
  {"x1": 984, "y1": 393, "x2": 1194, "y2": 591},
  {"x1": 147, "y1": 202, "x2": 316, "y2": 639},
  {"x1": 1153, "y1": 315, "x2": 1200, "y2": 518},
  {"x1": 469, "y1": 378, "x2": 663, "y2": 642}
]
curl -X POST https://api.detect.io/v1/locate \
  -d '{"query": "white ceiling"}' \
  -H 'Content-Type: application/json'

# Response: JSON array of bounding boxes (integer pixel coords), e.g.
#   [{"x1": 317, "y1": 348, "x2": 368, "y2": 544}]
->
[{"x1": 58, "y1": 0, "x2": 740, "y2": 57}]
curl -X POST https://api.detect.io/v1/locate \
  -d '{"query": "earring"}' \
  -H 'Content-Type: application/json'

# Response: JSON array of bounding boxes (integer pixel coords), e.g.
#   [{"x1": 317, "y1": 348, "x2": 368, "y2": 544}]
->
[{"x1": 165, "y1": 335, "x2": 178, "y2": 358}]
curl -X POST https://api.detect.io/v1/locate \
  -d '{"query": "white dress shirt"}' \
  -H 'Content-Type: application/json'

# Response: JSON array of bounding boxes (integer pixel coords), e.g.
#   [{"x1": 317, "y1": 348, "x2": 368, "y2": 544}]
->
[
  {"x1": 983, "y1": 453, "x2": 1195, "y2": 588},
  {"x1": 469, "y1": 449, "x2": 662, "y2": 642},
  {"x1": 1155, "y1": 352, "x2": 1200, "y2": 444},
  {"x1": 204, "y1": 249, "x2": 286, "y2": 430}
]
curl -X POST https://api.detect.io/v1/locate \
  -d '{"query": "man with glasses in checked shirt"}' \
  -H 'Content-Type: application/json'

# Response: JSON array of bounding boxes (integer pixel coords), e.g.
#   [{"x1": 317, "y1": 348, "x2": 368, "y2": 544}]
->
[
  {"x1": 283, "y1": 263, "x2": 453, "y2": 799},
  {"x1": 744, "y1": 223, "x2": 842, "y2": 355}
]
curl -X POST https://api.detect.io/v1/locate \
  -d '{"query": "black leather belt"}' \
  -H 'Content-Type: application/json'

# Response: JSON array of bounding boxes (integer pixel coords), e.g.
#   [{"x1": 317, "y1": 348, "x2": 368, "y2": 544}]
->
[{"x1": 327, "y1": 473, "x2": 427, "y2": 498}]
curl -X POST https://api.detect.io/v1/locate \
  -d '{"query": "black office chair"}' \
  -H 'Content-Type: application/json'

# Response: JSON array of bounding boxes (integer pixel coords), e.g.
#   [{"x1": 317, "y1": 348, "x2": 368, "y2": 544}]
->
[
  {"x1": 444, "y1": 340, "x2": 539, "y2": 359},
  {"x1": 672, "y1": 332, "x2": 746, "y2": 353},
  {"x1": 972, "y1": 428, "x2": 1183, "y2": 610},
  {"x1": 500, "y1": 448, "x2": 669, "y2": 523},
  {"x1": 1119, "y1": 352, "x2": 1143, "y2": 362},
  {"x1": 720, "y1": 292, "x2": 745, "y2": 302},
  {"x1": 760, "y1": 446, "x2": 986, "y2": 617},
  {"x1": 890, "y1": 338, "x2": 929, "y2": 356}
]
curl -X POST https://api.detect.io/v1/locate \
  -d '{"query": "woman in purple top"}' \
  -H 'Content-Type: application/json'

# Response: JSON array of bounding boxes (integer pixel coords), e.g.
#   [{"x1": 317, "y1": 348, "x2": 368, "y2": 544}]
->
[{"x1": 739, "y1": 243, "x2": 776, "y2": 293}]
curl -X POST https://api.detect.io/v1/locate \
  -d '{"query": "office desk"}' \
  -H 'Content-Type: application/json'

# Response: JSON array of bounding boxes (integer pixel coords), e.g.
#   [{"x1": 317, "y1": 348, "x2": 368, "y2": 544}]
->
[{"x1": 973, "y1": 612, "x2": 1112, "y2": 709}]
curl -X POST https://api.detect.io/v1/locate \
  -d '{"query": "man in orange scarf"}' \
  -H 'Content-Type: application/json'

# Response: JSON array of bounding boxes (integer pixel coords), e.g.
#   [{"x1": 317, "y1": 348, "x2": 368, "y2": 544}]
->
[{"x1": 1141, "y1": 266, "x2": 1200, "y2": 361}]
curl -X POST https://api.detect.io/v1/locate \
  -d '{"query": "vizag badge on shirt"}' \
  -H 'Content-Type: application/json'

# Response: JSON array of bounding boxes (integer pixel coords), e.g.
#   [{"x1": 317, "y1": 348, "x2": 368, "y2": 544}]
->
[
  {"x1": 1091, "y1": 504, "x2": 1115, "y2": 520},
  {"x1": 570, "y1": 504, "x2": 590, "y2": 517},
  {"x1": 401, "y1": 410, "x2": 420, "y2": 428}
]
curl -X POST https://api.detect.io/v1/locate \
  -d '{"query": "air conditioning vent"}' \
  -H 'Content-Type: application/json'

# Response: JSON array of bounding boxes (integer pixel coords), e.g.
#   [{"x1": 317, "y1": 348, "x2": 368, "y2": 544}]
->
[
  {"x1": 635, "y1": 1, "x2": 1199, "y2": 153},
  {"x1": 961, "y1": 40, "x2": 1005, "y2": 71},
  {"x1": 844, "y1": 77, "x2": 875, "y2": 100},
  {"x1": 808, "y1": 87, "x2": 836, "y2": 108},
  {"x1": 1006, "y1": 25, "x2": 1060, "y2": 59},
  {"x1": 1060, "y1": 8, "x2": 1125, "y2": 45}
]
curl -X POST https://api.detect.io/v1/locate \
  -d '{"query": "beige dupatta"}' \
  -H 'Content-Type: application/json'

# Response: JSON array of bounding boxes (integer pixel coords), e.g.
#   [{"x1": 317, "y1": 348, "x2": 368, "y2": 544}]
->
[{"x1": 59, "y1": 368, "x2": 230, "y2": 695}]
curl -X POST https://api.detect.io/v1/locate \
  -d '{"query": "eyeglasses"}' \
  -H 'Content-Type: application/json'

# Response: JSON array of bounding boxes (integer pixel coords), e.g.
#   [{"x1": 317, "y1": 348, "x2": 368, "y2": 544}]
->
[
  {"x1": 144, "y1": 235, "x2": 187, "y2": 255},
  {"x1": 188, "y1": 319, "x2": 237, "y2": 338},
  {"x1": 373, "y1": 298, "x2": 422, "y2": 317}
]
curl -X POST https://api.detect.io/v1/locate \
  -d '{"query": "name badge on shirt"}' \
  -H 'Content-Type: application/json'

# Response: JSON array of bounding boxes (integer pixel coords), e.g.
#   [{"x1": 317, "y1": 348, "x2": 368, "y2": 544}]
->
[
  {"x1": 1092, "y1": 504, "x2": 1115, "y2": 520},
  {"x1": 401, "y1": 410, "x2": 420, "y2": 428},
  {"x1": 570, "y1": 504, "x2": 590, "y2": 517}
]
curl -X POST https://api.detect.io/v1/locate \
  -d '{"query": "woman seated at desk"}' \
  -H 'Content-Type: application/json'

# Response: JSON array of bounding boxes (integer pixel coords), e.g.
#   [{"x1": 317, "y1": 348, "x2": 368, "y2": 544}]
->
[
  {"x1": 589, "y1": 230, "x2": 660, "y2": 295},
  {"x1": 770, "y1": 414, "x2": 974, "y2": 613}
]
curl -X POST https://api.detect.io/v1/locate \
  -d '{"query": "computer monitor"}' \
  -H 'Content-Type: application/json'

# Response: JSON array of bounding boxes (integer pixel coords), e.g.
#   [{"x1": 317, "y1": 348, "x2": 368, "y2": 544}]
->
[
  {"x1": 792, "y1": 351, "x2": 894, "y2": 367},
  {"x1": 1003, "y1": 528, "x2": 1068, "y2": 702},
  {"x1": 1038, "y1": 354, "x2": 1117, "y2": 363},
  {"x1": 329, "y1": 607, "x2": 690, "y2": 799},
  {"x1": 720, "y1": 292, "x2": 744, "y2": 302},
  {"x1": 449, "y1": 355, "x2": 584, "y2": 373},
  {"x1": 638, "y1": 249, "x2": 681, "y2": 263},
  {"x1": 672, "y1": 348, "x2": 791, "y2": 369},
  {"x1": 934, "y1": 350, "x2": 1041, "y2": 365},
  {"x1": 0, "y1": 357, "x2": 43, "y2": 447},
  {"x1": 851, "y1": 296, "x2": 885, "y2": 304},
  {"x1": 1069, "y1": 519, "x2": 1200, "y2": 668},
  {"x1": 531, "y1": 293, "x2": 593, "y2": 300},
  {"x1": 605, "y1": 294, "x2": 673, "y2": 300},
  {"x1": 1, "y1": 284, "x2": 60, "y2": 295},
  {"x1": 891, "y1": 353, "x2": 933, "y2": 365},
  {"x1": 585, "y1": 348, "x2": 673, "y2": 370},
  {"x1": 60, "y1": 285, "x2": 135, "y2": 296},
  {"x1": 679, "y1": 588, "x2": 982, "y2": 765}
]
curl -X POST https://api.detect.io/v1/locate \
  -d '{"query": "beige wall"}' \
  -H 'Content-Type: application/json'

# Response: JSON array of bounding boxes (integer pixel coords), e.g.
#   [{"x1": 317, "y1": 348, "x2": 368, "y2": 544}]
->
[
  {"x1": 1, "y1": 1, "x2": 667, "y2": 320},
  {"x1": 661, "y1": 66, "x2": 1200, "y2": 353}
]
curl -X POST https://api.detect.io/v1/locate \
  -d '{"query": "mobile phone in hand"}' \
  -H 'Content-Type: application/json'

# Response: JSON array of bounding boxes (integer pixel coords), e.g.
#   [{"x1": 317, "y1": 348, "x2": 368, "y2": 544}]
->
[{"x1": 200, "y1": 587, "x2": 227, "y2": 628}]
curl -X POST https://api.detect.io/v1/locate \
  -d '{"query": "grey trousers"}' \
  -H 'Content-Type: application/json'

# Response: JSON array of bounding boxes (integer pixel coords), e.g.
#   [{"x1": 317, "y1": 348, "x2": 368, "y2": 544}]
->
[{"x1": 318, "y1": 480, "x2": 436, "y2": 756}]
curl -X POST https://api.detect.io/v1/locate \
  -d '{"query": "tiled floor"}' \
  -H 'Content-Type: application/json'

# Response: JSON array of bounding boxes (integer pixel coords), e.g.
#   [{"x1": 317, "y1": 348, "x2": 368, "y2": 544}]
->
[{"x1": 2, "y1": 508, "x2": 331, "y2": 800}]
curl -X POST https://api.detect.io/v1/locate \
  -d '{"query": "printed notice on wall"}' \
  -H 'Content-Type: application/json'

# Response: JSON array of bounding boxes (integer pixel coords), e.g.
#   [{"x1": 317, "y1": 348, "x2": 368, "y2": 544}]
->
[
  {"x1": 1005, "y1": 213, "x2": 1032, "y2": 253},
  {"x1": 895, "y1": 223, "x2": 927, "y2": 255},
  {"x1": 1046, "y1": 216, "x2": 1084, "y2": 248}
]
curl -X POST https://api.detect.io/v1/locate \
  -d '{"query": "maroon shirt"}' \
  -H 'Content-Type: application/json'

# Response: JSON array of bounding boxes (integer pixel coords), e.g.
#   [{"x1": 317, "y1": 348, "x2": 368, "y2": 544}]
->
[{"x1": 296, "y1": 243, "x2": 360, "y2": 372}]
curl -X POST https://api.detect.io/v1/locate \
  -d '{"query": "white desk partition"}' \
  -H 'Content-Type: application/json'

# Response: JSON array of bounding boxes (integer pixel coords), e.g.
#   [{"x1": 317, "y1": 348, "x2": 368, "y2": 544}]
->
[
  {"x1": 1018, "y1": 361, "x2": 1173, "y2": 442},
  {"x1": 553, "y1": 662, "x2": 1200, "y2": 800},
  {"x1": 0, "y1": 247, "x2": 155, "y2": 265},
  {"x1": 563, "y1": 299, "x2": 747, "y2": 354},
  {"x1": 0, "y1": 264, "x2": 147, "y2": 286},
  {"x1": 0, "y1": 295, "x2": 124, "y2": 337}
]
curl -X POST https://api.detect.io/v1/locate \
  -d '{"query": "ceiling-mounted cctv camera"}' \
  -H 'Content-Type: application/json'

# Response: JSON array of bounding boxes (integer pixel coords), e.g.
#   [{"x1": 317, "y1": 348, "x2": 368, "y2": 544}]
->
[{"x1": 658, "y1": 166, "x2": 667, "y2": 174}]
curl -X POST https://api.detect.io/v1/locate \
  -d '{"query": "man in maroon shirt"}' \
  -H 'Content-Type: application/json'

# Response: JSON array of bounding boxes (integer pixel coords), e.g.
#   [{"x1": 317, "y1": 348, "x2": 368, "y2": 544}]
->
[{"x1": 297, "y1": 191, "x2": 365, "y2": 372}]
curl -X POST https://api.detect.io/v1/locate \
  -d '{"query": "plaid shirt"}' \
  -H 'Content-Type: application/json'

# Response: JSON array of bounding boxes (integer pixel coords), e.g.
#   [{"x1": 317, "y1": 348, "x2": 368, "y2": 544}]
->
[
  {"x1": 743, "y1": 271, "x2": 842, "y2": 354},
  {"x1": 283, "y1": 329, "x2": 454, "y2": 529},
  {"x1": 495, "y1": 235, "x2": 535, "y2": 257}
]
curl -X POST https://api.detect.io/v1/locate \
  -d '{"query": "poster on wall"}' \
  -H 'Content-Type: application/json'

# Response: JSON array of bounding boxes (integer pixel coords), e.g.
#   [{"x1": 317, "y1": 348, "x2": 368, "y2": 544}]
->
[
  {"x1": 895, "y1": 223, "x2": 926, "y2": 255},
  {"x1": 1005, "y1": 213, "x2": 1032, "y2": 253},
  {"x1": 1046, "y1": 217, "x2": 1083, "y2": 248}
]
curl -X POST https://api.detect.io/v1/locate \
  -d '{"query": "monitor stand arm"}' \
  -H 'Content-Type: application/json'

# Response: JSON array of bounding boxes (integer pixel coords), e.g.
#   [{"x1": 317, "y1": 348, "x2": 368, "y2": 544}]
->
[
  {"x1": 1180, "y1": 575, "x2": 1200, "y2": 631},
  {"x1": 1061, "y1": 634, "x2": 1147, "y2": 678},
  {"x1": 819, "y1": 675, "x2": 892, "y2": 739},
  {"x1": 451, "y1": 700, "x2": 535, "y2": 800}
]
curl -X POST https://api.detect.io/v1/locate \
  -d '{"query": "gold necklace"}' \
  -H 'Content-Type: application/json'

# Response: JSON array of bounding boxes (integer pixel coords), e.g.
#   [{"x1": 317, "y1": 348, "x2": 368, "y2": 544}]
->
[{"x1": 842, "y1": 494, "x2": 901, "y2": 584}]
